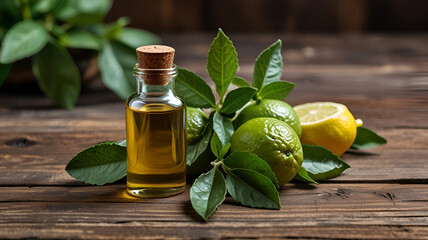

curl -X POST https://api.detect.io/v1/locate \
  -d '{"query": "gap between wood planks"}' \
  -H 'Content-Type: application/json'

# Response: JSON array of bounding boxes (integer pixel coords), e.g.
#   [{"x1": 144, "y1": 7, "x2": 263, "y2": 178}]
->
[{"x1": 0, "y1": 177, "x2": 427, "y2": 188}]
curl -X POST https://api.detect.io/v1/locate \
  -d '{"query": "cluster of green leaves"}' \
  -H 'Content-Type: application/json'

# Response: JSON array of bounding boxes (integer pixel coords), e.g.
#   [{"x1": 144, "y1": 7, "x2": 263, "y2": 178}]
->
[
  {"x1": 189, "y1": 128, "x2": 387, "y2": 221},
  {"x1": 173, "y1": 29, "x2": 297, "y2": 220},
  {"x1": 178, "y1": 29, "x2": 295, "y2": 176},
  {"x1": 191, "y1": 146, "x2": 281, "y2": 221},
  {"x1": 64, "y1": 28, "x2": 387, "y2": 222},
  {"x1": 0, "y1": 0, "x2": 159, "y2": 109},
  {"x1": 173, "y1": 29, "x2": 388, "y2": 220}
]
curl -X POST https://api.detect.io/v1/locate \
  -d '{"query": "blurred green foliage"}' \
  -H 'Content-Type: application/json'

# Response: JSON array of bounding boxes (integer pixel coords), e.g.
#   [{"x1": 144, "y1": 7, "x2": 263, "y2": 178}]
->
[{"x1": 0, "y1": 0, "x2": 160, "y2": 109}]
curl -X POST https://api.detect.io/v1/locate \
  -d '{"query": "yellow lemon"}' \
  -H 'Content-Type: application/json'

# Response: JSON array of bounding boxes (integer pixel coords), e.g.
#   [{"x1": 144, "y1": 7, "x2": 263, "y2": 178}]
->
[{"x1": 293, "y1": 102, "x2": 363, "y2": 156}]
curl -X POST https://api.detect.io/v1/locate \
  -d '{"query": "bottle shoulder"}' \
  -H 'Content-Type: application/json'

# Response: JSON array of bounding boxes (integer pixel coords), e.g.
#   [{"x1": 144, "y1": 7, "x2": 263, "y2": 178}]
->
[{"x1": 126, "y1": 93, "x2": 184, "y2": 110}]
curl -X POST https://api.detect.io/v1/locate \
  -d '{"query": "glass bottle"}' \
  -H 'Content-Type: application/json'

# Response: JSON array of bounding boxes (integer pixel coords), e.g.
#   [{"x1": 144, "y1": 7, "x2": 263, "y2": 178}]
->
[{"x1": 126, "y1": 60, "x2": 186, "y2": 198}]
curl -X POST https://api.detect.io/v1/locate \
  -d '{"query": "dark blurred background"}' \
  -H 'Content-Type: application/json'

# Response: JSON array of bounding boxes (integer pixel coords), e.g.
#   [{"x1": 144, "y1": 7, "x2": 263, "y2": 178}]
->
[
  {"x1": 1, "y1": 0, "x2": 427, "y2": 108},
  {"x1": 105, "y1": 0, "x2": 428, "y2": 33}
]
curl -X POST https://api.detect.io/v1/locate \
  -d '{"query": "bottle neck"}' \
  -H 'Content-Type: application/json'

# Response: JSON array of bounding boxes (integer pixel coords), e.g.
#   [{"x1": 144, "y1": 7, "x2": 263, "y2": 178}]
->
[
  {"x1": 137, "y1": 81, "x2": 173, "y2": 96},
  {"x1": 133, "y1": 64, "x2": 177, "y2": 96}
]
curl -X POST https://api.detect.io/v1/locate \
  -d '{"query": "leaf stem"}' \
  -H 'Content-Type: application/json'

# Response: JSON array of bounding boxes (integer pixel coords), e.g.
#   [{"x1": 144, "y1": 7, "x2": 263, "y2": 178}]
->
[
  {"x1": 214, "y1": 105, "x2": 220, "y2": 112},
  {"x1": 21, "y1": 0, "x2": 32, "y2": 20},
  {"x1": 220, "y1": 162, "x2": 230, "y2": 173},
  {"x1": 219, "y1": 96, "x2": 224, "y2": 106},
  {"x1": 62, "y1": 23, "x2": 72, "y2": 32},
  {"x1": 44, "y1": 14, "x2": 54, "y2": 32},
  {"x1": 211, "y1": 161, "x2": 222, "y2": 168}
]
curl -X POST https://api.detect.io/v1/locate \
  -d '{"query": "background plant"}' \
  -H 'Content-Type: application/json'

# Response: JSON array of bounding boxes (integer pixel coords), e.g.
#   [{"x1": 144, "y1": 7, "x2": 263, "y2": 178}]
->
[{"x1": 0, "y1": 0, "x2": 159, "y2": 109}]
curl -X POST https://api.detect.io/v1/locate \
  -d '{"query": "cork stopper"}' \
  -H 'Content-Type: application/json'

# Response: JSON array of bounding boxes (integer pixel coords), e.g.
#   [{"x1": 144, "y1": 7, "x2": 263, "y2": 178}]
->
[
  {"x1": 137, "y1": 45, "x2": 174, "y2": 68},
  {"x1": 136, "y1": 45, "x2": 175, "y2": 85}
]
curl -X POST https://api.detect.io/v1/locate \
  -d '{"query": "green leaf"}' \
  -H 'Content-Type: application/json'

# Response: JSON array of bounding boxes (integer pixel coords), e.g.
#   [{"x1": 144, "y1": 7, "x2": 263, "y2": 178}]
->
[
  {"x1": 232, "y1": 76, "x2": 250, "y2": 87},
  {"x1": 213, "y1": 111, "x2": 234, "y2": 147},
  {"x1": 33, "y1": 42, "x2": 81, "y2": 109},
  {"x1": 0, "y1": 63, "x2": 12, "y2": 86},
  {"x1": 252, "y1": 40, "x2": 283, "y2": 90},
  {"x1": 293, "y1": 166, "x2": 318, "y2": 184},
  {"x1": 175, "y1": 68, "x2": 216, "y2": 109},
  {"x1": 117, "y1": 140, "x2": 127, "y2": 147},
  {"x1": 54, "y1": 1, "x2": 78, "y2": 19},
  {"x1": 65, "y1": 142, "x2": 127, "y2": 185},
  {"x1": 50, "y1": 23, "x2": 66, "y2": 38},
  {"x1": 0, "y1": 20, "x2": 49, "y2": 64},
  {"x1": 207, "y1": 28, "x2": 238, "y2": 98},
  {"x1": 190, "y1": 167, "x2": 227, "y2": 221},
  {"x1": 225, "y1": 168, "x2": 281, "y2": 209},
  {"x1": 187, "y1": 126, "x2": 216, "y2": 176},
  {"x1": 210, "y1": 132, "x2": 222, "y2": 158},
  {"x1": 220, "y1": 143, "x2": 231, "y2": 159},
  {"x1": 33, "y1": 0, "x2": 64, "y2": 14},
  {"x1": 60, "y1": 29, "x2": 101, "y2": 50},
  {"x1": 224, "y1": 152, "x2": 279, "y2": 189},
  {"x1": 85, "y1": 24, "x2": 107, "y2": 37},
  {"x1": 302, "y1": 144, "x2": 350, "y2": 181},
  {"x1": 109, "y1": 41, "x2": 137, "y2": 91},
  {"x1": 56, "y1": 0, "x2": 112, "y2": 24},
  {"x1": 187, "y1": 123, "x2": 212, "y2": 166},
  {"x1": 76, "y1": 0, "x2": 112, "y2": 14},
  {"x1": 105, "y1": 17, "x2": 130, "y2": 40},
  {"x1": 351, "y1": 126, "x2": 387, "y2": 149},
  {"x1": 211, "y1": 131, "x2": 231, "y2": 159},
  {"x1": 257, "y1": 81, "x2": 295, "y2": 100},
  {"x1": 98, "y1": 41, "x2": 134, "y2": 99},
  {"x1": 220, "y1": 87, "x2": 257, "y2": 114},
  {"x1": 116, "y1": 27, "x2": 160, "y2": 49}
]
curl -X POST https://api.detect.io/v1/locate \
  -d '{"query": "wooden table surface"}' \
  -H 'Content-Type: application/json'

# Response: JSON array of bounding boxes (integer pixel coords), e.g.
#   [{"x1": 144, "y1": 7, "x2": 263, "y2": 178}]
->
[{"x1": 0, "y1": 34, "x2": 427, "y2": 239}]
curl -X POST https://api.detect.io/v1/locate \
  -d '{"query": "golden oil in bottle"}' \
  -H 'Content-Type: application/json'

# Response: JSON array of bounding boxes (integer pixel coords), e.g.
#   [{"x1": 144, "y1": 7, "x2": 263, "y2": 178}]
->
[
  {"x1": 126, "y1": 104, "x2": 186, "y2": 197},
  {"x1": 126, "y1": 45, "x2": 186, "y2": 197}
]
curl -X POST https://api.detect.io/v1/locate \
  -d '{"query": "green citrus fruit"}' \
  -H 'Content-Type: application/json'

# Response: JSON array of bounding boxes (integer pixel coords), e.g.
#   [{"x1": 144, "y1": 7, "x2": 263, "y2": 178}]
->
[
  {"x1": 230, "y1": 117, "x2": 303, "y2": 186},
  {"x1": 186, "y1": 107, "x2": 209, "y2": 145},
  {"x1": 233, "y1": 99, "x2": 302, "y2": 138}
]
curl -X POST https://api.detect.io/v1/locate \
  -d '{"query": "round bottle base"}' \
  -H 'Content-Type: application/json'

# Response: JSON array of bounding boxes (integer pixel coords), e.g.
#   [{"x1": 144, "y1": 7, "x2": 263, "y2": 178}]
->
[{"x1": 127, "y1": 185, "x2": 186, "y2": 198}]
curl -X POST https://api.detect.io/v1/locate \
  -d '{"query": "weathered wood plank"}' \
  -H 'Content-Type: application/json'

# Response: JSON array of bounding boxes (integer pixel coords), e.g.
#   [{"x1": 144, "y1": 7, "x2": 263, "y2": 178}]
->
[
  {"x1": 0, "y1": 184, "x2": 427, "y2": 239},
  {"x1": 1, "y1": 183, "x2": 427, "y2": 206},
  {"x1": 167, "y1": 34, "x2": 428, "y2": 79},
  {"x1": 0, "y1": 95, "x2": 424, "y2": 131},
  {"x1": 1, "y1": 185, "x2": 426, "y2": 225},
  {"x1": 1, "y1": 223, "x2": 426, "y2": 240},
  {"x1": 0, "y1": 128, "x2": 426, "y2": 185},
  {"x1": 165, "y1": 34, "x2": 428, "y2": 61}
]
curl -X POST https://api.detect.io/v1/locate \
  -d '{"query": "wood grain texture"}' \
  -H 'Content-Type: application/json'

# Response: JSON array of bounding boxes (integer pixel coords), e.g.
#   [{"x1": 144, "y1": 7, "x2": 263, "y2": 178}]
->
[
  {"x1": 1, "y1": 224, "x2": 426, "y2": 240},
  {"x1": 0, "y1": 184, "x2": 427, "y2": 239},
  {"x1": 0, "y1": 34, "x2": 427, "y2": 239},
  {"x1": 0, "y1": 128, "x2": 426, "y2": 185}
]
